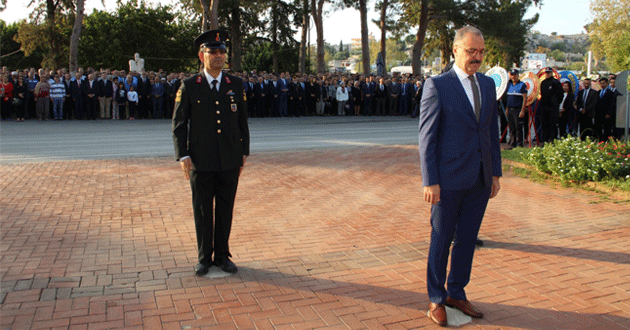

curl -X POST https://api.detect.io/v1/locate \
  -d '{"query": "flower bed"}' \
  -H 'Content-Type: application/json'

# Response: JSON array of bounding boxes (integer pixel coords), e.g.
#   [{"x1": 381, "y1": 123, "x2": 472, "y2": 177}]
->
[{"x1": 524, "y1": 136, "x2": 630, "y2": 182}]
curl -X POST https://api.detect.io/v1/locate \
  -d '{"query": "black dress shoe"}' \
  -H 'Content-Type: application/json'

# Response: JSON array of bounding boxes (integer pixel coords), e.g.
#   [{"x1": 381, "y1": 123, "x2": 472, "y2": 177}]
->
[
  {"x1": 194, "y1": 263, "x2": 210, "y2": 276},
  {"x1": 214, "y1": 256, "x2": 238, "y2": 273}
]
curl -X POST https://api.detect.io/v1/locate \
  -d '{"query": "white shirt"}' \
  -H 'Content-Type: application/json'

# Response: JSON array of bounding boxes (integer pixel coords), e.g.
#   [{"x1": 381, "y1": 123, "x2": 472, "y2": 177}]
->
[
  {"x1": 127, "y1": 90, "x2": 138, "y2": 102},
  {"x1": 453, "y1": 63, "x2": 481, "y2": 111},
  {"x1": 336, "y1": 86, "x2": 349, "y2": 101},
  {"x1": 203, "y1": 71, "x2": 222, "y2": 91}
]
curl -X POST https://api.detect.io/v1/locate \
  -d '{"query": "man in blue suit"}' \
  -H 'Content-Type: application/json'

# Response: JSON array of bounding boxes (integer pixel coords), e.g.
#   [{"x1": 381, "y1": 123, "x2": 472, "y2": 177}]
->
[{"x1": 418, "y1": 26, "x2": 502, "y2": 327}]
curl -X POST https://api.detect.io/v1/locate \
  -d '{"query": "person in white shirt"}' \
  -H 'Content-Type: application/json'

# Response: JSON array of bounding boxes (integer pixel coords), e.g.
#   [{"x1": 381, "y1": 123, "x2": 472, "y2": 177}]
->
[
  {"x1": 127, "y1": 85, "x2": 139, "y2": 120},
  {"x1": 336, "y1": 82, "x2": 349, "y2": 116}
]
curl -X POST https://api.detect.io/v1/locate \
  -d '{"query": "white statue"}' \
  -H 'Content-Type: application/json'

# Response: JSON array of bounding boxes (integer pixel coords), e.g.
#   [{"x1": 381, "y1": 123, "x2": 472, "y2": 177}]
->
[{"x1": 129, "y1": 53, "x2": 145, "y2": 73}]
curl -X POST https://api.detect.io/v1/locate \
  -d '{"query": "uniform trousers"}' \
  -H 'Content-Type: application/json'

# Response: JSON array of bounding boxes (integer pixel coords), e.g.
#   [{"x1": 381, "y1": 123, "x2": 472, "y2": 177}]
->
[
  {"x1": 539, "y1": 105, "x2": 558, "y2": 143},
  {"x1": 507, "y1": 107, "x2": 524, "y2": 147},
  {"x1": 427, "y1": 166, "x2": 491, "y2": 304},
  {"x1": 190, "y1": 168, "x2": 240, "y2": 266}
]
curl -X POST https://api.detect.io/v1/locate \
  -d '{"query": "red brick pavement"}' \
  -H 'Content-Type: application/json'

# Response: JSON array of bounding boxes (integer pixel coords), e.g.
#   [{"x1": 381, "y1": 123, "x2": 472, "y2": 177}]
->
[{"x1": 1, "y1": 146, "x2": 629, "y2": 329}]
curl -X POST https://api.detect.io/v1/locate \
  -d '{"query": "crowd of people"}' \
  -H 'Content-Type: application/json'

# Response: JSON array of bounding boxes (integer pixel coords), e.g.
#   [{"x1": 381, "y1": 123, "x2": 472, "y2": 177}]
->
[
  {"x1": 503, "y1": 70, "x2": 624, "y2": 148},
  {"x1": 2, "y1": 65, "x2": 624, "y2": 145},
  {"x1": 0, "y1": 66, "x2": 426, "y2": 122}
]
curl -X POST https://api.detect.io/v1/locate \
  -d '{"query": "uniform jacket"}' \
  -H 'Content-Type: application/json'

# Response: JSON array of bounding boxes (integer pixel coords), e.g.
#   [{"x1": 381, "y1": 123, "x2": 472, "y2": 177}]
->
[
  {"x1": 172, "y1": 72, "x2": 250, "y2": 172},
  {"x1": 418, "y1": 69, "x2": 502, "y2": 190}
]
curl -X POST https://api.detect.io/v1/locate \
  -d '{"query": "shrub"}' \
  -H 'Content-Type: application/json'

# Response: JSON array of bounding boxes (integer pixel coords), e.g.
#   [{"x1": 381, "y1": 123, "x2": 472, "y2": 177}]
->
[{"x1": 523, "y1": 136, "x2": 630, "y2": 182}]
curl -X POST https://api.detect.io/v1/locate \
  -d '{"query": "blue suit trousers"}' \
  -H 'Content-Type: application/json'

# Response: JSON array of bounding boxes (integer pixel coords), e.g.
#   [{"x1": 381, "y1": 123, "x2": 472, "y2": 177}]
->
[{"x1": 427, "y1": 166, "x2": 492, "y2": 304}]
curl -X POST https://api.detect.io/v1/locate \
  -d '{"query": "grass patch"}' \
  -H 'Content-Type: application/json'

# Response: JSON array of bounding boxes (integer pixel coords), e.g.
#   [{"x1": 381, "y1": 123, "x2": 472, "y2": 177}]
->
[{"x1": 501, "y1": 147, "x2": 532, "y2": 162}]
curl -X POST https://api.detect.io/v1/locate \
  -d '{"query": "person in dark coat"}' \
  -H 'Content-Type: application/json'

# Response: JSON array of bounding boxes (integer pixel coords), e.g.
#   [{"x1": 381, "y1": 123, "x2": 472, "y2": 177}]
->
[
  {"x1": 538, "y1": 67, "x2": 564, "y2": 143},
  {"x1": 575, "y1": 78, "x2": 598, "y2": 139},
  {"x1": 595, "y1": 77, "x2": 616, "y2": 140},
  {"x1": 172, "y1": 30, "x2": 250, "y2": 276}
]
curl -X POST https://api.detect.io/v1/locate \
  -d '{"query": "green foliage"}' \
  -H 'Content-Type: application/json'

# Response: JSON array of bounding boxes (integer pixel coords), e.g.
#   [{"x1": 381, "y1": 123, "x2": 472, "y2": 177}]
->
[
  {"x1": 473, "y1": 0, "x2": 539, "y2": 67},
  {"x1": 1, "y1": 20, "x2": 44, "y2": 69},
  {"x1": 241, "y1": 41, "x2": 301, "y2": 73},
  {"x1": 589, "y1": 0, "x2": 630, "y2": 72},
  {"x1": 78, "y1": 0, "x2": 198, "y2": 72},
  {"x1": 525, "y1": 136, "x2": 630, "y2": 182},
  {"x1": 549, "y1": 49, "x2": 565, "y2": 62}
]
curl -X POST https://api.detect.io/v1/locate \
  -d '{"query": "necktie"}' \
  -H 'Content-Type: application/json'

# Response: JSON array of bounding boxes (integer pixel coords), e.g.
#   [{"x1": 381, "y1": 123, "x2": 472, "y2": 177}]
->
[
  {"x1": 211, "y1": 80, "x2": 218, "y2": 92},
  {"x1": 584, "y1": 89, "x2": 589, "y2": 100},
  {"x1": 469, "y1": 75, "x2": 481, "y2": 121}
]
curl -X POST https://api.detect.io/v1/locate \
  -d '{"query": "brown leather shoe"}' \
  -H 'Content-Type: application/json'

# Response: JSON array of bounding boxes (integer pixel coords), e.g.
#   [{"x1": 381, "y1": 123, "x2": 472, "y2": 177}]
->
[
  {"x1": 445, "y1": 297, "x2": 483, "y2": 318},
  {"x1": 428, "y1": 302, "x2": 447, "y2": 326}
]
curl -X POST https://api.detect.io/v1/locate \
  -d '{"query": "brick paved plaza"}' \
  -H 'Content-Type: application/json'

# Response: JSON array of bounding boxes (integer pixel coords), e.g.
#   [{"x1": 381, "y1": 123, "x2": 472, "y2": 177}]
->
[{"x1": 1, "y1": 145, "x2": 629, "y2": 329}]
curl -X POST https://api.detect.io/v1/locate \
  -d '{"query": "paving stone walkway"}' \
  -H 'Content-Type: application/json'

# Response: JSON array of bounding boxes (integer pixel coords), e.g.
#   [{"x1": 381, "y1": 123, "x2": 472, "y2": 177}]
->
[{"x1": 1, "y1": 145, "x2": 629, "y2": 329}]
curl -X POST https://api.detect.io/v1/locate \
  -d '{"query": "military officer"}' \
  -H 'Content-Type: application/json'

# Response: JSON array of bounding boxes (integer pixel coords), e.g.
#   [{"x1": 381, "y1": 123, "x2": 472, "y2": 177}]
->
[{"x1": 172, "y1": 30, "x2": 250, "y2": 276}]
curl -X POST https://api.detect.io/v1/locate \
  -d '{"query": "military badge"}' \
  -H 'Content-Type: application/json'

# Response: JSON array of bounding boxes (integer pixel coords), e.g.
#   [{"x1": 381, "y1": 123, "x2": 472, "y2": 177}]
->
[
  {"x1": 175, "y1": 89, "x2": 182, "y2": 103},
  {"x1": 243, "y1": 90, "x2": 247, "y2": 101},
  {"x1": 225, "y1": 76, "x2": 231, "y2": 84},
  {"x1": 197, "y1": 76, "x2": 203, "y2": 84},
  {"x1": 231, "y1": 104, "x2": 237, "y2": 112}
]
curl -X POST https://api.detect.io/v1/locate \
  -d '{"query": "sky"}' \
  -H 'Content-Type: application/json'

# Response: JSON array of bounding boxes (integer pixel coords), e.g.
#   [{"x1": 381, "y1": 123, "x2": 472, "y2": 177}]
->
[{"x1": 1, "y1": 0, "x2": 592, "y2": 45}]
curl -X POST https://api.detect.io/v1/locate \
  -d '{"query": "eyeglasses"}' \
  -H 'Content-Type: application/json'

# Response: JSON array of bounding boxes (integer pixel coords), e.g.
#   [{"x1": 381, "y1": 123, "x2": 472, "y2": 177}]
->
[
  {"x1": 203, "y1": 49, "x2": 227, "y2": 55},
  {"x1": 462, "y1": 48, "x2": 485, "y2": 57}
]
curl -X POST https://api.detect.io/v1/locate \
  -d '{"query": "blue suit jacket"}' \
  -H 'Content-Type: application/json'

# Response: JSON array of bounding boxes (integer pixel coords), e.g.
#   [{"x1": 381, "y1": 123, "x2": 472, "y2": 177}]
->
[{"x1": 418, "y1": 69, "x2": 502, "y2": 190}]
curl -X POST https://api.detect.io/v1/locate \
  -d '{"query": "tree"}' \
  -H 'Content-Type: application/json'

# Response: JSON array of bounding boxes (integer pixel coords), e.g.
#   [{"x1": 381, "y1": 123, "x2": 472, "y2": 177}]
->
[
  {"x1": 359, "y1": 0, "x2": 370, "y2": 74},
  {"x1": 588, "y1": 0, "x2": 630, "y2": 72},
  {"x1": 399, "y1": 0, "x2": 428, "y2": 74},
  {"x1": 298, "y1": 0, "x2": 309, "y2": 73},
  {"x1": 241, "y1": 40, "x2": 301, "y2": 73},
  {"x1": 372, "y1": 0, "x2": 405, "y2": 72},
  {"x1": 549, "y1": 49, "x2": 564, "y2": 62},
  {"x1": 13, "y1": 0, "x2": 76, "y2": 69},
  {"x1": 78, "y1": 1, "x2": 198, "y2": 72},
  {"x1": 473, "y1": 0, "x2": 540, "y2": 67},
  {"x1": 0, "y1": 21, "x2": 43, "y2": 69},
  {"x1": 200, "y1": 0, "x2": 219, "y2": 31},
  {"x1": 377, "y1": 0, "x2": 389, "y2": 70},
  {"x1": 69, "y1": 0, "x2": 85, "y2": 73},
  {"x1": 310, "y1": 0, "x2": 326, "y2": 73}
]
